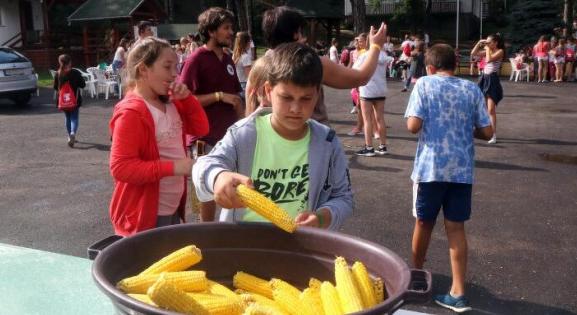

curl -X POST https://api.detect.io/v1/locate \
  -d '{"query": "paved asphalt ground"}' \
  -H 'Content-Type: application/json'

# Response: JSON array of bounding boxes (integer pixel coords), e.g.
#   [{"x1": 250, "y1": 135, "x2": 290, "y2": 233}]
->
[{"x1": 1, "y1": 78, "x2": 576, "y2": 315}]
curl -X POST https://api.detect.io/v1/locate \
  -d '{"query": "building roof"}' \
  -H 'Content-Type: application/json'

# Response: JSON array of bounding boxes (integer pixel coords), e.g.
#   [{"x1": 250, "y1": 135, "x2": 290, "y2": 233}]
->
[
  {"x1": 286, "y1": 0, "x2": 344, "y2": 19},
  {"x1": 157, "y1": 24, "x2": 198, "y2": 41},
  {"x1": 67, "y1": 0, "x2": 154, "y2": 23}
]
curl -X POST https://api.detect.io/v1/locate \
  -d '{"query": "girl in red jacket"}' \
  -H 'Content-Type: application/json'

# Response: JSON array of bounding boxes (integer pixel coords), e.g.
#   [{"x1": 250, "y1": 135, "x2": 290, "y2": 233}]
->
[{"x1": 109, "y1": 37, "x2": 209, "y2": 236}]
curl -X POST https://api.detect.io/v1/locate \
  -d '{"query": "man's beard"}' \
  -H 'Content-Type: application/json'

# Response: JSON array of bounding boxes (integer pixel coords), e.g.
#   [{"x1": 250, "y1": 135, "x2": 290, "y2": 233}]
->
[{"x1": 216, "y1": 39, "x2": 230, "y2": 48}]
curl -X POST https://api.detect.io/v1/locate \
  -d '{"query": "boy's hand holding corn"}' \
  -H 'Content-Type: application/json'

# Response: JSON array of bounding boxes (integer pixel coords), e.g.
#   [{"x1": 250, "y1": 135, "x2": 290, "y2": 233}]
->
[{"x1": 214, "y1": 171, "x2": 253, "y2": 209}]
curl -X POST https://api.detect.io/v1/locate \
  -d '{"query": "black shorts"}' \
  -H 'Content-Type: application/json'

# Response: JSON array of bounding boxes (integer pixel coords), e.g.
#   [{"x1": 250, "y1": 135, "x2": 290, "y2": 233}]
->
[
  {"x1": 412, "y1": 182, "x2": 473, "y2": 222},
  {"x1": 360, "y1": 97, "x2": 386, "y2": 102},
  {"x1": 478, "y1": 72, "x2": 503, "y2": 105}
]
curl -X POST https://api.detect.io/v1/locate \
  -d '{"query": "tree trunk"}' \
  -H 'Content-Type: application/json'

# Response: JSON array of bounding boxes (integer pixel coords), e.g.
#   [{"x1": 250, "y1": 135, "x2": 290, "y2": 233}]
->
[
  {"x1": 350, "y1": 0, "x2": 367, "y2": 34},
  {"x1": 235, "y1": 0, "x2": 249, "y2": 31},
  {"x1": 563, "y1": 0, "x2": 574, "y2": 37},
  {"x1": 424, "y1": 0, "x2": 432, "y2": 33}
]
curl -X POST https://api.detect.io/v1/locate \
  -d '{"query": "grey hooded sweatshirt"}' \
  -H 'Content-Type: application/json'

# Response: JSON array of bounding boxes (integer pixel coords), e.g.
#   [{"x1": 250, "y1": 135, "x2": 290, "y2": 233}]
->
[{"x1": 192, "y1": 108, "x2": 353, "y2": 230}]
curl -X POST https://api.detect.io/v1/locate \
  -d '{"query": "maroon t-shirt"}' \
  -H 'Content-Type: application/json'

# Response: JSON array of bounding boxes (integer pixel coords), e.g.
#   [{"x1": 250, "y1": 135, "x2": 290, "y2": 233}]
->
[{"x1": 179, "y1": 47, "x2": 241, "y2": 146}]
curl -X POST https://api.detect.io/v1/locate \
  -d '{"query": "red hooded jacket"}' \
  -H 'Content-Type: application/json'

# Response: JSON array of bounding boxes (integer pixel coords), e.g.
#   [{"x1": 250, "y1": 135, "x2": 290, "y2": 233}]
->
[{"x1": 109, "y1": 92, "x2": 209, "y2": 236}]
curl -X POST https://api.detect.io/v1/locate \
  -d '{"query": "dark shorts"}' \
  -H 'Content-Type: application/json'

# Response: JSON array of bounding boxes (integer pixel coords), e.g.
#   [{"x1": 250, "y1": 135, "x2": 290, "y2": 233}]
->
[
  {"x1": 478, "y1": 72, "x2": 503, "y2": 105},
  {"x1": 412, "y1": 182, "x2": 472, "y2": 222},
  {"x1": 360, "y1": 97, "x2": 386, "y2": 102}
]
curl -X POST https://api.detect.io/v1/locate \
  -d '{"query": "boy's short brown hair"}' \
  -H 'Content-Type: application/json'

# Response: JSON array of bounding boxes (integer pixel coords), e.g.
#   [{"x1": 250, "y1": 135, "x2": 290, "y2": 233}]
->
[
  {"x1": 425, "y1": 44, "x2": 456, "y2": 71},
  {"x1": 267, "y1": 42, "x2": 323, "y2": 89},
  {"x1": 198, "y1": 7, "x2": 234, "y2": 44}
]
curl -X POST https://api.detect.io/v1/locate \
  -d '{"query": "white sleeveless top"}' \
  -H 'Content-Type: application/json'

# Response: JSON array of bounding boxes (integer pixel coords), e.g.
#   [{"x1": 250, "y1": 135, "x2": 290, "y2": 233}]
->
[{"x1": 484, "y1": 59, "x2": 502, "y2": 75}]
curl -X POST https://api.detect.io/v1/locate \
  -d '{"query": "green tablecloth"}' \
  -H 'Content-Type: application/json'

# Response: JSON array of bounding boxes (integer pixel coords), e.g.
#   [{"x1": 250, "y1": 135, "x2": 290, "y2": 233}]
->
[{"x1": 0, "y1": 243, "x2": 114, "y2": 314}]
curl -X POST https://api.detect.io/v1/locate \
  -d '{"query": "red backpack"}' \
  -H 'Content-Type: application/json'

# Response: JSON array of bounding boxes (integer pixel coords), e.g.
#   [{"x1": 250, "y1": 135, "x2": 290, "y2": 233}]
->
[{"x1": 58, "y1": 80, "x2": 77, "y2": 112}]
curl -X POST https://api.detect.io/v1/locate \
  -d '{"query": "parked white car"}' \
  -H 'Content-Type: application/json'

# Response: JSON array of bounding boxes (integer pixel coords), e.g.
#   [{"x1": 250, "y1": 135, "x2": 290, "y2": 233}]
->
[{"x1": 0, "y1": 47, "x2": 37, "y2": 105}]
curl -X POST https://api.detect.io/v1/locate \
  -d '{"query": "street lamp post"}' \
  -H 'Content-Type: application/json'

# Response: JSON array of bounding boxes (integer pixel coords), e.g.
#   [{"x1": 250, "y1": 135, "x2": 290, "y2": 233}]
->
[
  {"x1": 456, "y1": 0, "x2": 460, "y2": 49},
  {"x1": 480, "y1": 0, "x2": 483, "y2": 39}
]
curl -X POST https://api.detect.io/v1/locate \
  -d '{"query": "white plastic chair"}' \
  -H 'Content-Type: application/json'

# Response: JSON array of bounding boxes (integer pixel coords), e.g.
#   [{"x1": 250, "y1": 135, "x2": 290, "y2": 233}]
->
[
  {"x1": 88, "y1": 67, "x2": 118, "y2": 100},
  {"x1": 74, "y1": 68, "x2": 97, "y2": 98},
  {"x1": 509, "y1": 58, "x2": 530, "y2": 82}
]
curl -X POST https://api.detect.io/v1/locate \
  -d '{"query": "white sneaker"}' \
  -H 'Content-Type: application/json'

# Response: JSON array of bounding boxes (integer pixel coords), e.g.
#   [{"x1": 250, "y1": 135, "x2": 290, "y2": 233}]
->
[
  {"x1": 488, "y1": 135, "x2": 497, "y2": 144},
  {"x1": 350, "y1": 106, "x2": 358, "y2": 114}
]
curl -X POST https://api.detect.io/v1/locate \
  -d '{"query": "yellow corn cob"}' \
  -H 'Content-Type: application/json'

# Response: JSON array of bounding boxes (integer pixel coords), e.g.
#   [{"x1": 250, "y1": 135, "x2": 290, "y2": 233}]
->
[
  {"x1": 243, "y1": 304, "x2": 286, "y2": 315},
  {"x1": 352, "y1": 261, "x2": 377, "y2": 308},
  {"x1": 234, "y1": 271, "x2": 274, "y2": 299},
  {"x1": 320, "y1": 281, "x2": 343, "y2": 315},
  {"x1": 239, "y1": 293, "x2": 288, "y2": 314},
  {"x1": 127, "y1": 293, "x2": 157, "y2": 306},
  {"x1": 271, "y1": 283, "x2": 302, "y2": 315},
  {"x1": 308, "y1": 277, "x2": 322, "y2": 290},
  {"x1": 186, "y1": 292, "x2": 244, "y2": 315},
  {"x1": 334, "y1": 257, "x2": 364, "y2": 313},
  {"x1": 300, "y1": 288, "x2": 325, "y2": 315},
  {"x1": 139, "y1": 245, "x2": 202, "y2": 276},
  {"x1": 207, "y1": 280, "x2": 244, "y2": 303},
  {"x1": 236, "y1": 184, "x2": 297, "y2": 233},
  {"x1": 117, "y1": 271, "x2": 208, "y2": 294},
  {"x1": 373, "y1": 277, "x2": 386, "y2": 303},
  {"x1": 147, "y1": 275, "x2": 209, "y2": 315}
]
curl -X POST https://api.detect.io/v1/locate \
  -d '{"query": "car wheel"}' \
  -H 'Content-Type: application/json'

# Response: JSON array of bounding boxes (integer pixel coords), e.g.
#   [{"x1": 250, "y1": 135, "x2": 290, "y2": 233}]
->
[{"x1": 12, "y1": 93, "x2": 31, "y2": 106}]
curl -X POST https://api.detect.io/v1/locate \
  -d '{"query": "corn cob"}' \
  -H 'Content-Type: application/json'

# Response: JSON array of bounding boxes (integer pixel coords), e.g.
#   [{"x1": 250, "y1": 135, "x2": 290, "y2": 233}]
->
[
  {"x1": 320, "y1": 281, "x2": 343, "y2": 315},
  {"x1": 243, "y1": 304, "x2": 286, "y2": 315},
  {"x1": 352, "y1": 261, "x2": 377, "y2": 308},
  {"x1": 147, "y1": 275, "x2": 209, "y2": 315},
  {"x1": 373, "y1": 277, "x2": 386, "y2": 303},
  {"x1": 187, "y1": 292, "x2": 244, "y2": 315},
  {"x1": 139, "y1": 245, "x2": 202, "y2": 276},
  {"x1": 239, "y1": 293, "x2": 288, "y2": 314},
  {"x1": 308, "y1": 277, "x2": 322, "y2": 290},
  {"x1": 207, "y1": 280, "x2": 244, "y2": 303},
  {"x1": 234, "y1": 271, "x2": 274, "y2": 299},
  {"x1": 236, "y1": 184, "x2": 297, "y2": 233},
  {"x1": 300, "y1": 287, "x2": 325, "y2": 315},
  {"x1": 269, "y1": 279, "x2": 302, "y2": 298},
  {"x1": 127, "y1": 293, "x2": 157, "y2": 306},
  {"x1": 334, "y1": 257, "x2": 364, "y2": 313},
  {"x1": 271, "y1": 283, "x2": 302, "y2": 315},
  {"x1": 117, "y1": 271, "x2": 208, "y2": 294}
]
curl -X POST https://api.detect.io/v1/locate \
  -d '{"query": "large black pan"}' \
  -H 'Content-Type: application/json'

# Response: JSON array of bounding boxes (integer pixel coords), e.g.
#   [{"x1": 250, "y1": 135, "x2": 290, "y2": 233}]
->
[{"x1": 90, "y1": 222, "x2": 431, "y2": 314}]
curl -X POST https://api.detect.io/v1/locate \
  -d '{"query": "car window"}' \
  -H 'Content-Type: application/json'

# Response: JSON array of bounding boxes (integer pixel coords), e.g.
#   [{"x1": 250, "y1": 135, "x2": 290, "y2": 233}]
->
[{"x1": 0, "y1": 48, "x2": 28, "y2": 64}]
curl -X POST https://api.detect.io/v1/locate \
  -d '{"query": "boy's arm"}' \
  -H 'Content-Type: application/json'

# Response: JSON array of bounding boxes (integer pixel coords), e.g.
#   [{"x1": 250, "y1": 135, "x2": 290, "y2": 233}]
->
[
  {"x1": 407, "y1": 117, "x2": 423, "y2": 134},
  {"x1": 315, "y1": 137, "x2": 354, "y2": 230},
  {"x1": 192, "y1": 129, "x2": 240, "y2": 202}
]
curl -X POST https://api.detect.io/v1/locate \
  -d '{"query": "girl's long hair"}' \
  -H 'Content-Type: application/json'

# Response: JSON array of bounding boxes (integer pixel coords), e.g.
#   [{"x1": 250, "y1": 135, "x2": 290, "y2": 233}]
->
[
  {"x1": 233, "y1": 32, "x2": 251, "y2": 64},
  {"x1": 245, "y1": 55, "x2": 271, "y2": 117},
  {"x1": 57, "y1": 54, "x2": 72, "y2": 77},
  {"x1": 123, "y1": 37, "x2": 172, "y2": 92}
]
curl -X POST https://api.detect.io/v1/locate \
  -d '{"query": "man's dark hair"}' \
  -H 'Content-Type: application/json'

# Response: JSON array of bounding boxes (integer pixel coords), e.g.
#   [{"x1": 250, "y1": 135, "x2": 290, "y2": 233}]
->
[
  {"x1": 425, "y1": 44, "x2": 456, "y2": 71},
  {"x1": 262, "y1": 6, "x2": 306, "y2": 48},
  {"x1": 198, "y1": 7, "x2": 235, "y2": 44},
  {"x1": 267, "y1": 42, "x2": 323, "y2": 88},
  {"x1": 137, "y1": 21, "x2": 154, "y2": 35}
]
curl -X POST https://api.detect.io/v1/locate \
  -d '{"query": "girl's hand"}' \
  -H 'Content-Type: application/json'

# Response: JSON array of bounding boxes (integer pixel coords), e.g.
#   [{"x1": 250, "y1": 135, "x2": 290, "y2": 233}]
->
[
  {"x1": 295, "y1": 211, "x2": 321, "y2": 228},
  {"x1": 369, "y1": 23, "x2": 387, "y2": 47},
  {"x1": 213, "y1": 171, "x2": 253, "y2": 209},
  {"x1": 169, "y1": 82, "x2": 191, "y2": 101}
]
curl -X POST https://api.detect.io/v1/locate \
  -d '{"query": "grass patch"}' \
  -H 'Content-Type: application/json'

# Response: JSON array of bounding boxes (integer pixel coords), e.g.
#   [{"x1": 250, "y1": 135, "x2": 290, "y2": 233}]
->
[{"x1": 37, "y1": 70, "x2": 54, "y2": 88}]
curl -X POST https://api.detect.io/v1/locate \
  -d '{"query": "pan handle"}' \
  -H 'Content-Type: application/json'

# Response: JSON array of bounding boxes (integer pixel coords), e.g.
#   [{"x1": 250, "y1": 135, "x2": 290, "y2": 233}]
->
[
  {"x1": 87, "y1": 235, "x2": 123, "y2": 260},
  {"x1": 404, "y1": 269, "x2": 432, "y2": 303}
]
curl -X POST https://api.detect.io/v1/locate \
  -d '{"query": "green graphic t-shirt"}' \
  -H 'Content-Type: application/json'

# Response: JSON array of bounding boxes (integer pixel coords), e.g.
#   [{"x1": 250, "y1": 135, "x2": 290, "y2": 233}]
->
[{"x1": 244, "y1": 114, "x2": 310, "y2": 222}]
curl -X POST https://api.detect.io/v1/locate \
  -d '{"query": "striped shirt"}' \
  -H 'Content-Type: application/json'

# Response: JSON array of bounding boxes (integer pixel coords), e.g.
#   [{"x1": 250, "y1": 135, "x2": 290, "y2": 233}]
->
[{"x1": 484, "y1": 59, "x2": 502, "y2": 75}]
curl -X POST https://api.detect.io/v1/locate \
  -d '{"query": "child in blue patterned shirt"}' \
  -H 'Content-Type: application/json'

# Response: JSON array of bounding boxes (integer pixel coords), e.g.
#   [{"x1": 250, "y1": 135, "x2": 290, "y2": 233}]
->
[{"x1": 404, "y1": 44, "x2": 493, "y2": 313}]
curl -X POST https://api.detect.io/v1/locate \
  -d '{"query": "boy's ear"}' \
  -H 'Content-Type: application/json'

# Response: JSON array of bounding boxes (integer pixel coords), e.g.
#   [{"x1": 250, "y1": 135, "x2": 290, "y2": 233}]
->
[{"x1": 425, "y1": 65, "x2": 436, "y2": 76}]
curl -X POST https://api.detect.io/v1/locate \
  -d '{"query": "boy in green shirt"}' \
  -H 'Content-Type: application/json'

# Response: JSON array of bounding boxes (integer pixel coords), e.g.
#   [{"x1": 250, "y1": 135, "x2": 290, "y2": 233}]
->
[{"x1": 193, "y1": 43, "x2": 353, "y2": 229}]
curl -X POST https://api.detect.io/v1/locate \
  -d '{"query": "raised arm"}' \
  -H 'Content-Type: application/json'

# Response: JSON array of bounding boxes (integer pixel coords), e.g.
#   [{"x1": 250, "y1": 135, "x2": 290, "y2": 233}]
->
[{"x1": 321, "y1": 23, "x2": 387, "y2": 88}]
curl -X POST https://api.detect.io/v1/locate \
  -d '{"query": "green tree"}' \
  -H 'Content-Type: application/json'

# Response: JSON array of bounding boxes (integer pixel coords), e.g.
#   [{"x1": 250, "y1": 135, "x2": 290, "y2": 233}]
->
[
  {"x1": 392, "y1": 0, "x2": 424, "y2": 33},
  {"x1": 508, "y1": 0, "x2": 563, "y2": 52}
]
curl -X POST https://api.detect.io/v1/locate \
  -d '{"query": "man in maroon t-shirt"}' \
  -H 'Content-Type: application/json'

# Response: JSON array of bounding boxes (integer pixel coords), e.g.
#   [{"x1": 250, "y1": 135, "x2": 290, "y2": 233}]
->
[{"x1": 180, "y1": 7, "x2": 242, "y2": 221}]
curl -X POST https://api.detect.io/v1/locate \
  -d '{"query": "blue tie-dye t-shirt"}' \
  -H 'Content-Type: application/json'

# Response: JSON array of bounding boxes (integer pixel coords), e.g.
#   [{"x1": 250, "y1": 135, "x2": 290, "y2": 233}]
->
[{"x1": 404, "y1": 75, "x2": 491, "y2": 184}]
